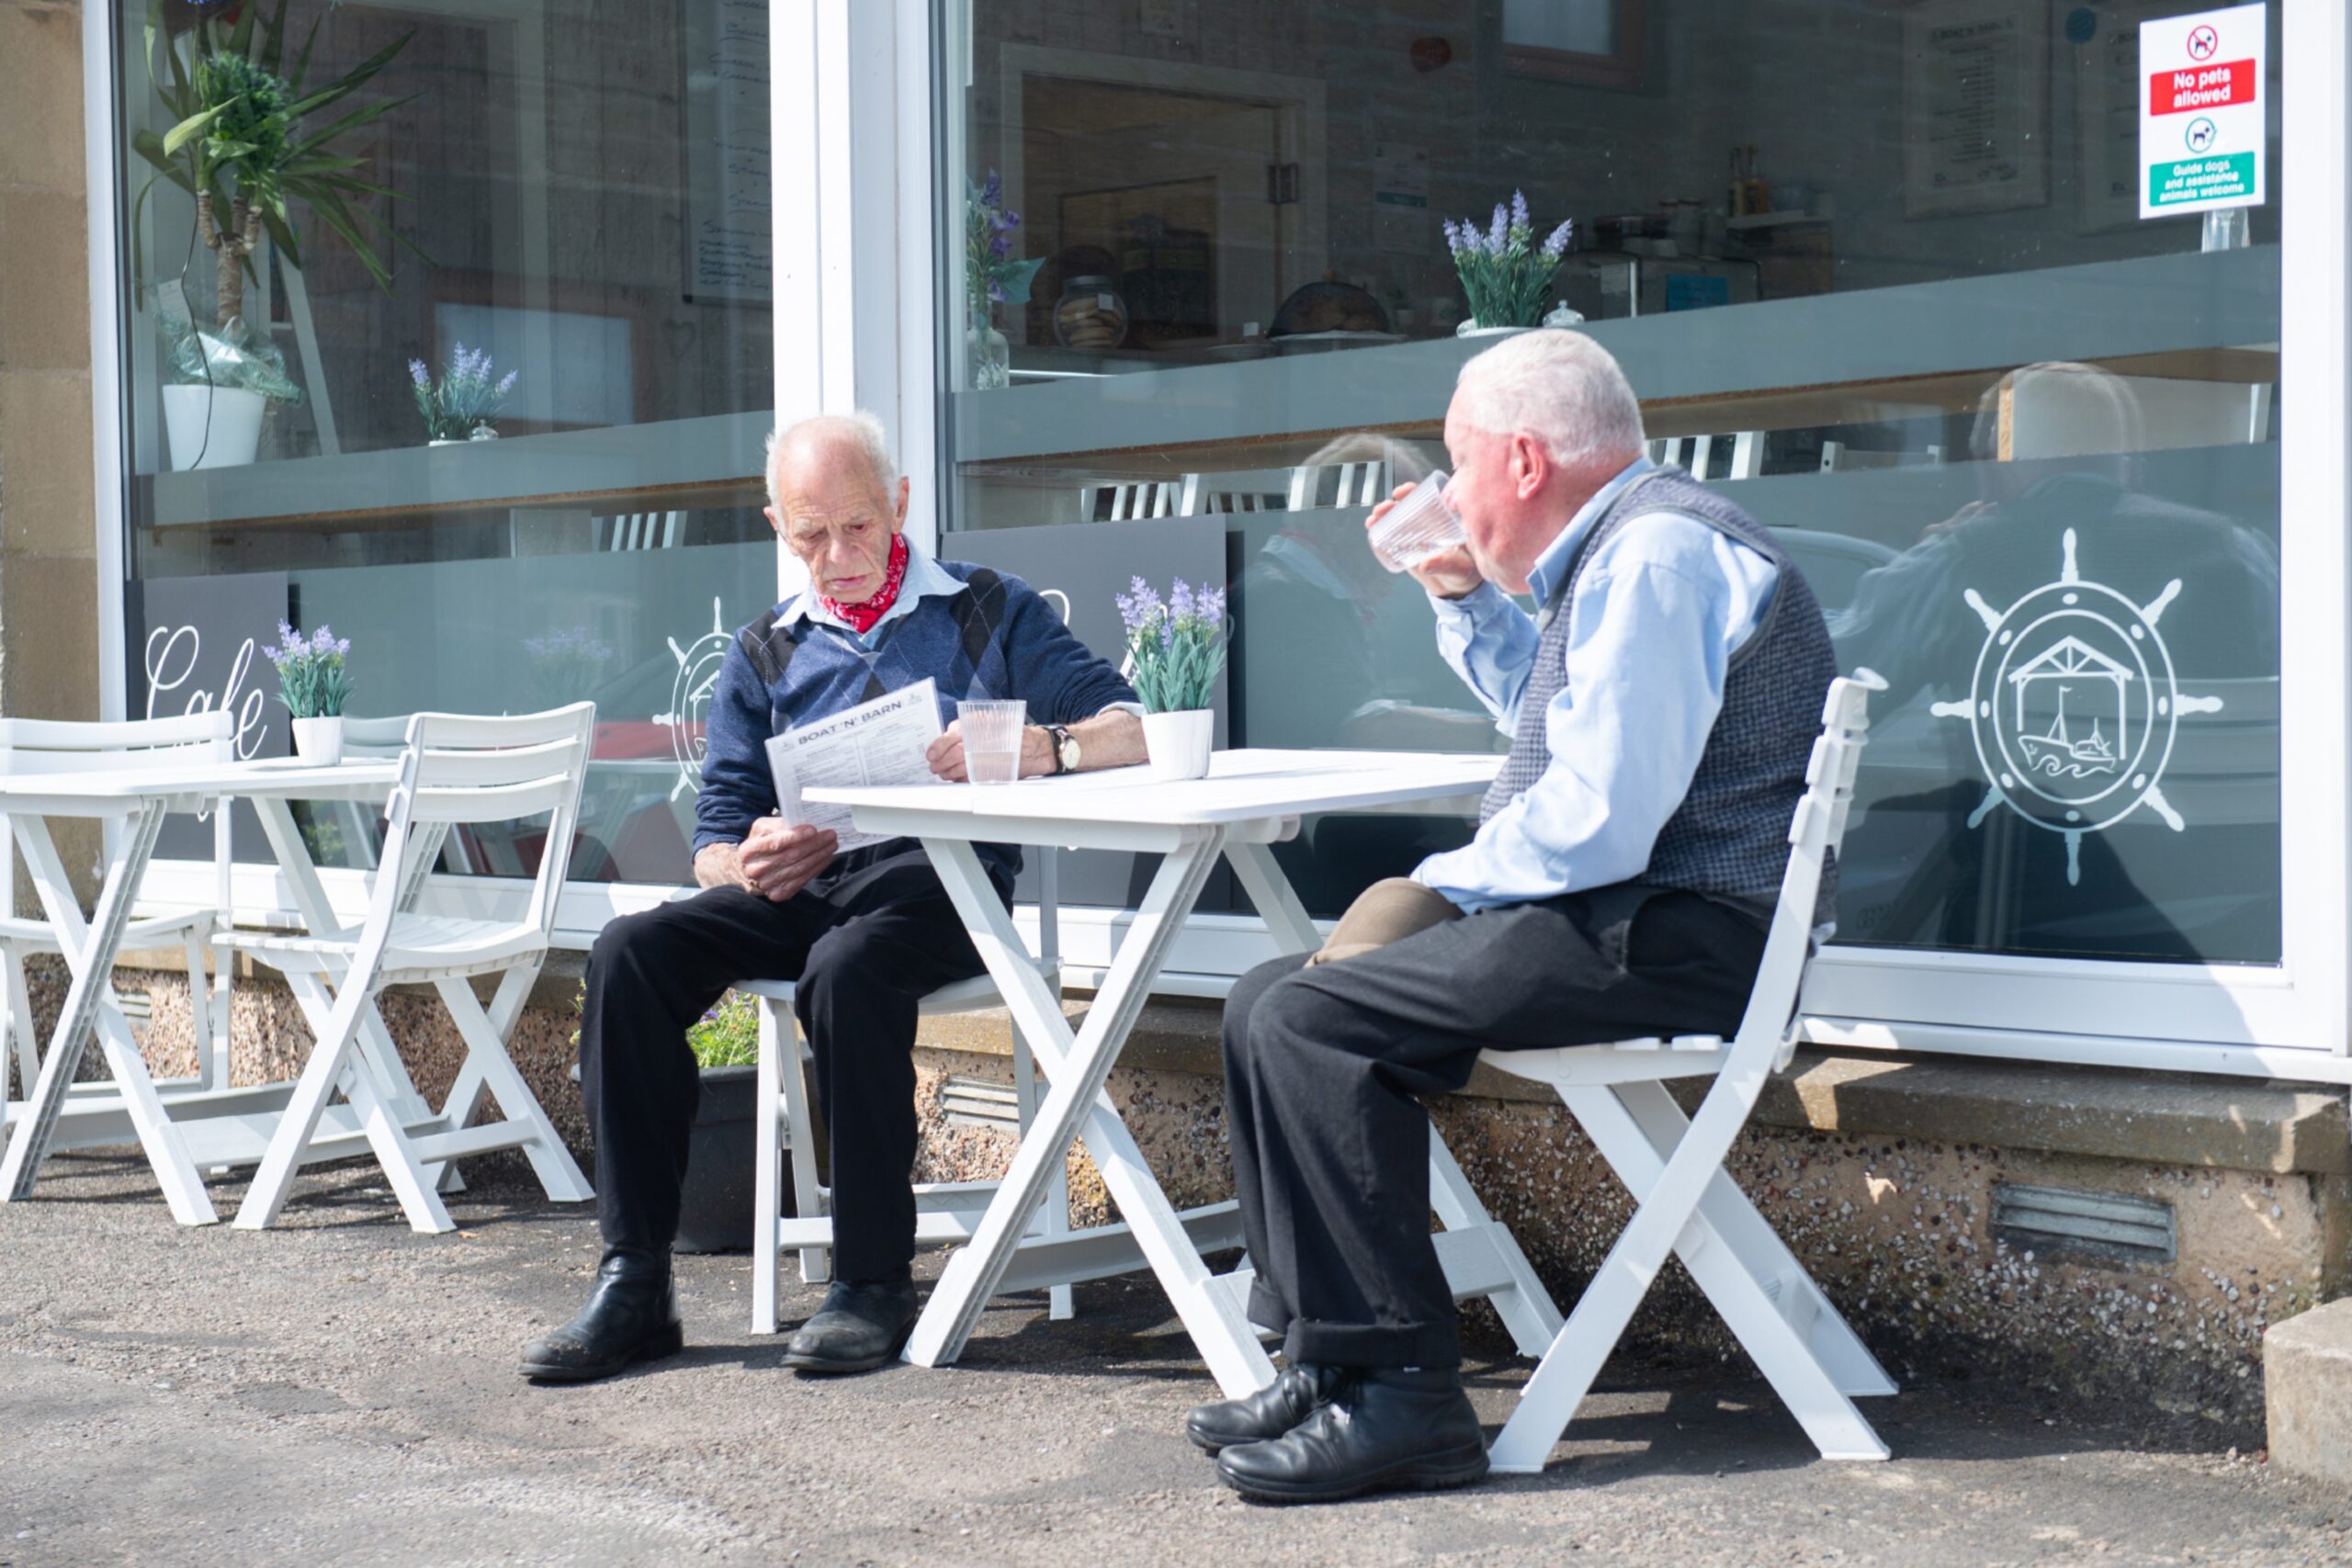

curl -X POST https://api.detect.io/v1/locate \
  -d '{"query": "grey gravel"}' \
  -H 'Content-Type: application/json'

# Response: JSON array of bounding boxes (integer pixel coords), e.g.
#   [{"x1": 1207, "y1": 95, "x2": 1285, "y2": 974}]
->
[{"x1": 2, "y1": 1151, "x2": 2348, "y2": 1567}]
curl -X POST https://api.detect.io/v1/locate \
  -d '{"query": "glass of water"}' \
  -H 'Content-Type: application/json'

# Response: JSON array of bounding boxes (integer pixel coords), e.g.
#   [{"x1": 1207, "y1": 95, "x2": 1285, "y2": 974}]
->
[
  {"x1": 1365, "y1": 469, "x2": 1466, "y2": 572},
  {"x1": 957, "y1": 698, "x2": 1026, "y2": 784}
]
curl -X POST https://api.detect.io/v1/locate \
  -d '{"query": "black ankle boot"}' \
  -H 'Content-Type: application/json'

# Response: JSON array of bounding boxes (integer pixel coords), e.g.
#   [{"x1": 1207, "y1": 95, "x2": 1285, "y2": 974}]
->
[
  {"x1": 1214, "y1": 1366, "x2": 1488, "y2": 1503},
  {"x1": 519, "y1": 1252, "x2": 684, "y2": 1382},
  {"x1": 783, "y1": 1274, "x2": 921, "y2": 1374},
  {"x1": 1185, "y1": 1363, "x2": 1346, "y2": 1453}
]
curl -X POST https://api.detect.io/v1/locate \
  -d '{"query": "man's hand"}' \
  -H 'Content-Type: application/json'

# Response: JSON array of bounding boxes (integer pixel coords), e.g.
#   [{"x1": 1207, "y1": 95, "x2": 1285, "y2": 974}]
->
[
  {"x1": 926, "y1": 719, "x2": 1055, "y2": 782},
  {"x1": 1368, "y1": 481, "x2": 1482, "y2": 599},
  {"x1": 735, "y1": 817, "x2": 838, "y2": 902}
]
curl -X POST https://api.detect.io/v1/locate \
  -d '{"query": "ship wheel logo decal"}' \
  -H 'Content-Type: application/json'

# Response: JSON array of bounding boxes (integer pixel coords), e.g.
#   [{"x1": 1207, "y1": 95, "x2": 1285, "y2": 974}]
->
[
  {"x1": 1930, "y1": 530, "x2": 2225, "y2": 885},
  {"x1": 658, "y1": 598, "x2": 730, "y2": 803}
]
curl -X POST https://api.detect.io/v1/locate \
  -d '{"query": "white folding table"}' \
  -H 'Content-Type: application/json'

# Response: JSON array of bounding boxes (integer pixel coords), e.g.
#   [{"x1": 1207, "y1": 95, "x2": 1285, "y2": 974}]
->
[
  {"x1": 806, "y1": 748, "x2": 1565, "y2": 1397},
  {"x1": 0, "y1": 757, "x2": 408, "y2": 1225}
]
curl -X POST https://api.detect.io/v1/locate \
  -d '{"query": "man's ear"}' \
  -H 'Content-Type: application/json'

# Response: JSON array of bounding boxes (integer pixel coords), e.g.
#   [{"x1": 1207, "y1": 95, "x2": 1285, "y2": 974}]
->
[
  {"x1": 763, "y1": 504, "x2": 785, "y2": 538},
  {"x1": 890, "y1": 477, "x2": 911, "y2": 532},
  {"x1": 1510, "y1": 433, "x2": 1550, "y2": 502}
]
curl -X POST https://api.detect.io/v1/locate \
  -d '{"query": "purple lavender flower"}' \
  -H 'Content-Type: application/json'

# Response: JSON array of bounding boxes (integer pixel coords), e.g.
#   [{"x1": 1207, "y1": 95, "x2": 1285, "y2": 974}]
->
[
  {"x1": 310, "y1": 624, "x2": 337, "y2": 654},
  {"x1": 1197, "y1": 584, "x2": 1227, "y2": 626},
  {"x1": 989, "y1": 232, "x2": 1011, "y2": 259},
  {"x1": 1510, "y1": 188, "x2": 1529, "y2": 231},
  {"x1": 496, "y1": 369, "x2": 518, "y2": 396},
  {"x1": 1488, "y1": 202, "x2": 1509, "y2": 254},
  {"x1": 1541, "y1": 218, "x2": 1576, "y2": 261},
  {"x1": 409, "y1": 359, "x2": 429, "y2": 388},
  {"x1": 981, "y1": 168, "x2": 1002, "y2": 208},
  {"x1": 1170, "y1": 578, "x2": 1196, "y2": 623}
]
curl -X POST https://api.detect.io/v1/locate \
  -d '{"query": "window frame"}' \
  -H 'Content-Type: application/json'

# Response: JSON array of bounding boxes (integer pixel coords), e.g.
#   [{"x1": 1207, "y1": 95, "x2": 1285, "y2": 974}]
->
[{"x1": 91, "y1": 0, "x2": 2352, "y2": 1083}]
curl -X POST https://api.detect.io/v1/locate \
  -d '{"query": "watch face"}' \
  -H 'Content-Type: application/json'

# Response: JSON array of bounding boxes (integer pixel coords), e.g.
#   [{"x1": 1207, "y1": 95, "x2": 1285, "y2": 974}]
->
[{"x1": 1057, "y1": 732, "x2": 1081, "y2": 770}]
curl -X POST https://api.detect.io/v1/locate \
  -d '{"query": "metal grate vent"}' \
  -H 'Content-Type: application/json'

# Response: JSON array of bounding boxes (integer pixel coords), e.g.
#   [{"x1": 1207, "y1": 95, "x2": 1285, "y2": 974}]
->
[
  {"x1": 1992, "y1": 1181, "x2": 2176, "y2": 1267},
  {"x1": 111, "y1": 989, "x2": 153, "y2": 1023},
  {"x1": 941, "y1": 1074, "x2": 1022, "y2": 1131}
]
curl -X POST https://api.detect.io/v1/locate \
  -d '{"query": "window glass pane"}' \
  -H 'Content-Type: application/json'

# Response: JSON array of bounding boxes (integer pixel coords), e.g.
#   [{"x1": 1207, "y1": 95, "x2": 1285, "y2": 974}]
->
[
  {"x1": 119, "y1": 0, "x2": 775, "y2": 886},
  {"x1": 940, "y1": 0, "x2": 2282, "y2": 962}
]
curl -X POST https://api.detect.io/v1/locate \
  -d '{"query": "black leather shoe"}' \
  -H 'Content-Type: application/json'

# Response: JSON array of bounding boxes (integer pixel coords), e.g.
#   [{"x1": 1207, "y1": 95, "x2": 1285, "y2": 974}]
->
[
  {"x1": 1214, "y1": 1367, "x2": 1489, "y2": 1504},
  {"x1": 783, "y1": 1276, "x2": 921, "y2": 1374},
  {"x1": 1185, "y1": 1363, "x2": 1347, "y2": 1453},
  {"x1": 519, "y1": 1253, "x2": 684, "y2": 1382}
]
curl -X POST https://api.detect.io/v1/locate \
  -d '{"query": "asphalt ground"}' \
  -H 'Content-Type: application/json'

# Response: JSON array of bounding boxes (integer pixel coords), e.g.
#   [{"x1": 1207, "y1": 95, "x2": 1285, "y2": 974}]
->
[{"x1": 2, "y1": 1152, "x2": 2347, "y2": 1568}]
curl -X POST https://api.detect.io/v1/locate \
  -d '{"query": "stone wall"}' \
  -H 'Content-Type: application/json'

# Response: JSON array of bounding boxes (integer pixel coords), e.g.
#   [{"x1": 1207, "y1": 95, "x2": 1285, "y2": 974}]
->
[
  {"x1": 0, "y1": 0, "x2": 105, "y2": 907},
  {"x1": 65, "y1": 956, "x2": 2346, "y2": 1443}
]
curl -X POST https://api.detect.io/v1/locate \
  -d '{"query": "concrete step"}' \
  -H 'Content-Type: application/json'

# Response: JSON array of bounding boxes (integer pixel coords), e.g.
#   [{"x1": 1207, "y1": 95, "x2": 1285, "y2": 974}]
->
[{"x1": 2267, "y1": 1298, "x2": 2352, "y2": 1487}]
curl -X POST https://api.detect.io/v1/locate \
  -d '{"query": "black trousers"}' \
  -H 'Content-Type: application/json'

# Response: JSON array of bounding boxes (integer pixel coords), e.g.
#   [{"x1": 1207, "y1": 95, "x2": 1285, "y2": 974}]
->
[
  {"x1": 1222, "y1": 883, "x2": 1768, "y2": 1371},
  {"x1": 580, "y1": 841, "x2": 1004, "y2": 1280}
]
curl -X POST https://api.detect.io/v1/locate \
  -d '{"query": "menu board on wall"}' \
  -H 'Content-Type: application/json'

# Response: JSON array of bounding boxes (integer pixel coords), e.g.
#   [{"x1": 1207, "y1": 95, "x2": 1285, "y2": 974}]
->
[
  {"x1": 1902, "y1": 0, "x2": 2052, "y2": 219},
  {"x1": 682, "y1": 0, "x2": 773, "y2": 304}
]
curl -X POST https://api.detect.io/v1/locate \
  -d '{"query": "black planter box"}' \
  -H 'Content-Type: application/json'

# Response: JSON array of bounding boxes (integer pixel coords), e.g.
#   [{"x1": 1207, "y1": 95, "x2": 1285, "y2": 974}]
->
[{"x1": 674, "y1": 1064, "x2": 784, "y2": 1254}]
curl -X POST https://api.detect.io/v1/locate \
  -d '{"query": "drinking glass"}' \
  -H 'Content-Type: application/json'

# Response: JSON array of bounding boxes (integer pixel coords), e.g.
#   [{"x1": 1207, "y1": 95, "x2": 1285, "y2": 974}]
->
[
  {"x1": 1366, "y1": 469, "x2": 1466, "y2": 572},
  {"x1": 957, "y1": 698, "x2": 1026, "y2": 784}
]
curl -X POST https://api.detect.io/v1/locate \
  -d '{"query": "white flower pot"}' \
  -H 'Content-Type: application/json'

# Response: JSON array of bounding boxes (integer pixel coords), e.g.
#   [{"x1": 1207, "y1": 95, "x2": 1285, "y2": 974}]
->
[
  {"x1": 291, "y1": 716, "x2": 345, "y2": 766},
  {"x1": 1142, "y1": 709, "x2": 1215, "y2": 782},
  {"x1": 161, "y1": 384, "x2": 266, "y2": 470}
]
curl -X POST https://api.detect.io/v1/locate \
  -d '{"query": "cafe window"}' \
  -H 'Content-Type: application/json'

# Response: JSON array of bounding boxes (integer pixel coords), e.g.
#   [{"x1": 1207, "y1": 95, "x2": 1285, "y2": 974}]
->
[
  {"x1": 116, "y1": 0, "x2": 776, "y2": 889},
  {"x1": 933, "y1": 2, "x2": 2286, "y2": 992}
]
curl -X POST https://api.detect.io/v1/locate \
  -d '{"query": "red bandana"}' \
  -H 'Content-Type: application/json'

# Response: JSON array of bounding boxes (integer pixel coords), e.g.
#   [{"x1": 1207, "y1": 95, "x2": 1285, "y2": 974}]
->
[{"x1": 819, "y1": 534, "x2": 910, "y2": 634}]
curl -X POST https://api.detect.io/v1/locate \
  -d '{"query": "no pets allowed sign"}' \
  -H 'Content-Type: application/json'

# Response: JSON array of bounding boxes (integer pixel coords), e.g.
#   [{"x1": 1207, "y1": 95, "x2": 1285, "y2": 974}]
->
[{"x1": 2140, "y1": 3, "x2": 2266, "y2": 219}]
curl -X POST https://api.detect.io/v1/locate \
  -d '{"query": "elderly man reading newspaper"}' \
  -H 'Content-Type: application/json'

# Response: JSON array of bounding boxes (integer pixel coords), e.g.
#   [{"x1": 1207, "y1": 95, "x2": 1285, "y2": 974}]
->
[{"x1": 521, "y1": 412, "x2": 1143, "y2": 1382}]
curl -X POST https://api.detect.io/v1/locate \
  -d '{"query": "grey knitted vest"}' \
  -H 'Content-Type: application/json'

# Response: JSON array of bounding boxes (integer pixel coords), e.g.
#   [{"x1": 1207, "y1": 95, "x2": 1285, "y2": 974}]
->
[{"x1": 1479, "y1": 467, "x2": 1838, "y2": 924}]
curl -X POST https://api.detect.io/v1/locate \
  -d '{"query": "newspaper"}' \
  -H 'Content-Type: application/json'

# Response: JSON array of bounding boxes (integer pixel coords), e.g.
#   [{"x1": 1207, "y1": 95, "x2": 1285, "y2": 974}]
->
[{"x1": 763, "y1": 678, "x2": 944, "y2": 852}]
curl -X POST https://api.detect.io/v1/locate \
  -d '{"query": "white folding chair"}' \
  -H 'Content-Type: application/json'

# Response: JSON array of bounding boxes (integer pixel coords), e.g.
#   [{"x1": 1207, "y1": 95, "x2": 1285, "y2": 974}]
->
[
  {"x1": 1648, "y1": 433, "x2": 1765, "y2": 481},
  {"x1": 0, "y1": 714, "x2": 235, "y2": 1109},
  {"x1": 748, "y1": 854, "x2": 1078, "y2": 1332},
  {"x1": 1478, "y1": 671, "x2": 1897, "y2": 1473},
  {"x1": 222, "y1": 704, "x2": 598, "y2": 1233}
]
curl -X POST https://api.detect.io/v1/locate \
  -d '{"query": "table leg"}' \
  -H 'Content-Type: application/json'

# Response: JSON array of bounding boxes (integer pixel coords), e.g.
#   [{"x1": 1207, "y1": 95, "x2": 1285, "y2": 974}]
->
[
  {"x1": 0, "y1": 805, "x2": 219, "y2": 1224},
  {"x1": 905, "y1": 830, "x2": 1278, "y2": 1396}
]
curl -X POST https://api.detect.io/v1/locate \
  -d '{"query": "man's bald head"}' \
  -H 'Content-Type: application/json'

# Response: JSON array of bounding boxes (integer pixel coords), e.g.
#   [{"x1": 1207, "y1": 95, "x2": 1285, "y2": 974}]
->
[
  {"x1": 763, "y1": 411, "x2": 911, "y2": 604},
  {"x1": 765, "y1": 412, "x2": 898, "y2": 509}
]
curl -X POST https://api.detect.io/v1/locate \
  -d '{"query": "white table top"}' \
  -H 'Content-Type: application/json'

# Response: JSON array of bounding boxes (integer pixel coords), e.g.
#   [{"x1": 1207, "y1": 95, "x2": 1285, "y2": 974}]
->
[
  {"x1": 0, "y1": 756, "x2": 401, "y2": 813},
  {"x1": 806, "y1": 748, "x2": 1501, "y2": 829}
]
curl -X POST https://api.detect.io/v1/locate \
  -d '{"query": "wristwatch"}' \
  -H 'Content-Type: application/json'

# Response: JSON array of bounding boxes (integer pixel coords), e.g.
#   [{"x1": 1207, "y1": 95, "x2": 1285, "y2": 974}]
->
[{"x1": 1046, "y1": 723, "x2": 1080, "y2": 775}]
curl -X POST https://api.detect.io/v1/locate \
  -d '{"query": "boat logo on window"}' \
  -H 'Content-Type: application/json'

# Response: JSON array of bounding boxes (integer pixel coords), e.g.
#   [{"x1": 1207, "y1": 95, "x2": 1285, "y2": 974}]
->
[
  {"x1": 1930, "y1": 529, "x2": 2225, "y2": 885},
  {"x1": 658, "y1": 598, "x2": 730, "y2": 802}
]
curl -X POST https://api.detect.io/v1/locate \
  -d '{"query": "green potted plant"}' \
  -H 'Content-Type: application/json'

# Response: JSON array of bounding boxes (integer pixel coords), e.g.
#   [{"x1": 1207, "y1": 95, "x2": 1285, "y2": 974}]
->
[
  {"x1": 1442, "y1": 192, "x2": 1575, "y2": 334},
  {"x1": 411, "y1": 344, "x2": 519, "y2": 445},
  {"x1": 1116, "y1": 576, "x2": 1228, "y2": 781},
  {"x1": 262, "y1": 620, "x2": 351, "y2": 763},
  {"x1": 134, "y1": 0, "x2": 421, "y2": 465}
]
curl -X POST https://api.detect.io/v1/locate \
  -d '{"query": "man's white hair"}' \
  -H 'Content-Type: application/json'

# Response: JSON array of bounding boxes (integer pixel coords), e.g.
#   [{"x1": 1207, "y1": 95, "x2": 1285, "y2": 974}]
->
[
  {"x1": 764, "y1": 411, "x2": 898, "y2": 507},
  {"x1": 1452, "y1": 329, "x2": 1645, "y2": 468}
]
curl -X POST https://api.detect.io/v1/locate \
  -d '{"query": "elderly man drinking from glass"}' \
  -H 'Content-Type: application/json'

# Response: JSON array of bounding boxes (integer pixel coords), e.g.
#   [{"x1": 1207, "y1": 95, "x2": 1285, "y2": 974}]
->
[
  {"x1": 522, "y1": 412, "x2": 1144, "y2": 1383},
  {"x1": 1191, "y1": 330, "x2": 1837, "y2": 1502}
]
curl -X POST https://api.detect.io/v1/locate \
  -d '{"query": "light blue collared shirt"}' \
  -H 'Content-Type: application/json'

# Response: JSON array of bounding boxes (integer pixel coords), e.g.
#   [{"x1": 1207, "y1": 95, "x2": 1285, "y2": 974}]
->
[{"x1": 1411, "y1": 457, "x2": 1781, "y2": 912}]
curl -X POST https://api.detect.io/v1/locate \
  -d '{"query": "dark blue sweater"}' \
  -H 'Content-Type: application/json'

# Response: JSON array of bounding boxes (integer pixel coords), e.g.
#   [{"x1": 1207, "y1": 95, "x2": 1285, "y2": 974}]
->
[{"x1": 693, "y1": 559, "x2": 1136, "y2": 878}]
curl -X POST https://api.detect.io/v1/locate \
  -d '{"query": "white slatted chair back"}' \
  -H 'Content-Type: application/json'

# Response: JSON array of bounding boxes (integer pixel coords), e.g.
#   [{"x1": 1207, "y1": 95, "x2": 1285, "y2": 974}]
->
[
  {"x1": 0, "y1": 712, "x2": 237, "y2": 1096},
  {"x1": 1477, "y1": 670, "x2": 1895, "y2": 1474},
  {"x1": 384, "y1": 704, "x2": 596, "y2": 948}
]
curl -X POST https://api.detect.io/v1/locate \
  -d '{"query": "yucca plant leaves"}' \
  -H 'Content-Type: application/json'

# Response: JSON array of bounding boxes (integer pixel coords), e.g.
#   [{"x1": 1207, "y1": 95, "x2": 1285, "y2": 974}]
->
[{"x1": 137, "y1": 0, "x2": 421, "y2": 308}]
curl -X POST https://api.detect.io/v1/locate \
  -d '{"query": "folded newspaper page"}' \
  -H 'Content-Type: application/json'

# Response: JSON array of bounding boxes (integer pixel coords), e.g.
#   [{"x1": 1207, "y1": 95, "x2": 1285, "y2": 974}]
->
[{"x1": 763, "y1": 678, "x2": 944, "y2": 852}]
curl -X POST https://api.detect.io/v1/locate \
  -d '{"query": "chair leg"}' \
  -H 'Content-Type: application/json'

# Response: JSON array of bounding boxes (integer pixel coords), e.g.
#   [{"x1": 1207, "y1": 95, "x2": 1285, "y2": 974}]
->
[
  {"x1": 1610, "y1": 1080, "x2": 1895, "y2": 1399},
  {"x1": 436, "y1": 979, "x2": 593, "y2": 1203},
  {"x1": 280, "y1": 970, "x2": 457, "y2": 1195},
  {"x1": 779, "y1": 1011, "x2": 831, "y2": 1286},
  {"x1": 1490, "y1": 1081, "x2": 1888, "y2": 1472},
  {"x1": 752, "y1": 999, "x2": 784, "y2": 1335},
  {"x1": 1425, "y1": 1124, "x2": 1563, "y2": 1356},
  {"x1": 182, "y1": 925, "x2": 221, "y2": 1092},
  {"x1": 3, "y1": 945, "x2": 34, "y2": 1104},
  {"x1": 234, "y1": 988, "x2": 391, "y2": 1230},
  {"x1": 1012, "y1": 1015, "x2": 1074, "y2": 1321}
]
